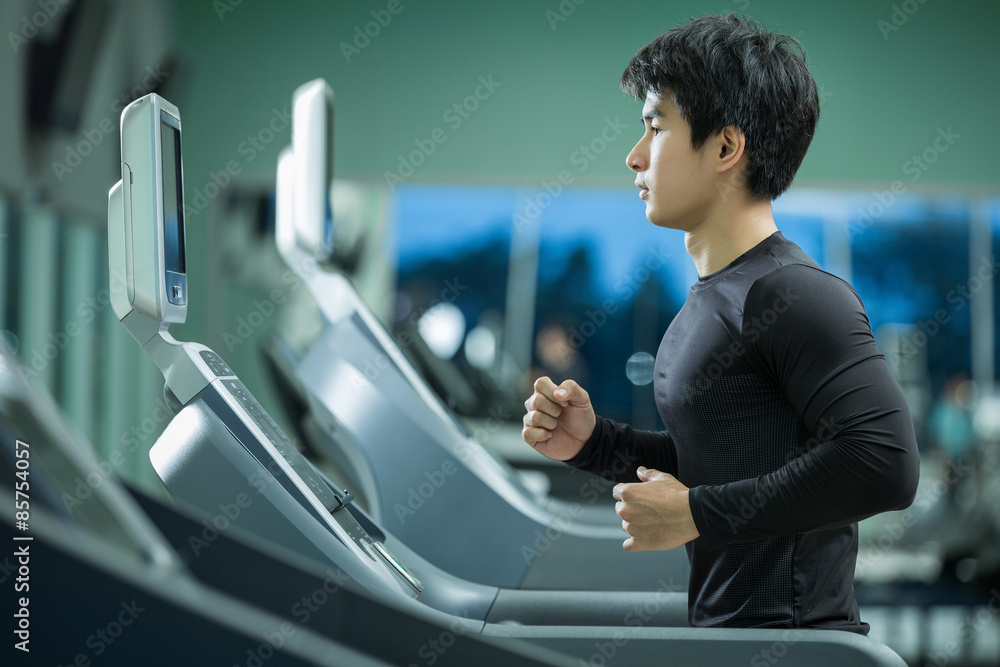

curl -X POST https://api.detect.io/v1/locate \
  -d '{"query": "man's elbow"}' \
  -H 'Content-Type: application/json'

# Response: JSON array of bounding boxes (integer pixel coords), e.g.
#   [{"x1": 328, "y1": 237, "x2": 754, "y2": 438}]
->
[
  {"x1": 885, "y1": 475, "x2": 918, "y2": 512},
  {"x1": 880, "y1": 451, "x2": 920, "y2": 512}
]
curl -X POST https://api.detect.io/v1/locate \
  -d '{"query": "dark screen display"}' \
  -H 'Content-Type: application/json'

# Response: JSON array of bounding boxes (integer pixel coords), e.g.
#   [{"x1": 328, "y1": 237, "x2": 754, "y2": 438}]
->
[
  {"x1": 160, "y1": 115, "x2": 185, "y2": 274},
  {"x1": 323, "y1": 106, "x2": 334, "y2": 251}
]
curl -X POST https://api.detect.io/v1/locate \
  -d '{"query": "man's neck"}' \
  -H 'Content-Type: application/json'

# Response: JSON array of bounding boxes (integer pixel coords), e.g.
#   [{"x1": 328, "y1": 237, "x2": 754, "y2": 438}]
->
[{"x1": 684, "y1": 197, "x2": 778, "y2": 277}]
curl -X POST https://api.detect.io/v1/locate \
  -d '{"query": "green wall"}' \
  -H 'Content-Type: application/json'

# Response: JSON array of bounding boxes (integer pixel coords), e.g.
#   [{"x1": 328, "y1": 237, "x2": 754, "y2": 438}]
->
[
  {"x1": 171, "y1": 0, "x2": 1000, "y2": 403},
  {"x1": 176, "y1": 0, "x2": 1000, "y2": 191}
]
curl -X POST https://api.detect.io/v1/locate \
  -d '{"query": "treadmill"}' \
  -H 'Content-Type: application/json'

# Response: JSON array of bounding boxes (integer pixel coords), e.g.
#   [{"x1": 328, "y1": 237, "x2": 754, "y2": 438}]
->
[
  {"x1": 0, "y1": 349, "x2": 372, "y2": 666},
  {"x1": 267, "y1": 79, "x2": 689, "y2": 591},
  {"x1": 107, "y1": 90, "x2": 906, "y2": 666},
  {"x1": 0, "y1": 348, "x2": 576, "y2": 666}
]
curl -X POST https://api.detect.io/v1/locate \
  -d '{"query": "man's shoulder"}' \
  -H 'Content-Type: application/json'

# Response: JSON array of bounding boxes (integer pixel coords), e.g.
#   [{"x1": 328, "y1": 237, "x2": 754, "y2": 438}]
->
[
  {"x1": 743, "y1": 257, "x2": 872, "y2": 349},
  {"x1": 712, "y1": 237, "x2": 846, "y2": 308},
  {"x1": 751, "y1": 258, "x2": 861, "y2": 309}
]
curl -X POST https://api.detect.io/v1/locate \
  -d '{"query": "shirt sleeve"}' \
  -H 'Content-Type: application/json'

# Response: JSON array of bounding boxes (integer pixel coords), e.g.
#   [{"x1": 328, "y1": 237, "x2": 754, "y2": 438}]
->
[
  {"x1": 566, "y1": 416, "x2": 679, "y2": 484},
  {"x1": 688, "y1": 264, "x2": 920, "y2": 548}
]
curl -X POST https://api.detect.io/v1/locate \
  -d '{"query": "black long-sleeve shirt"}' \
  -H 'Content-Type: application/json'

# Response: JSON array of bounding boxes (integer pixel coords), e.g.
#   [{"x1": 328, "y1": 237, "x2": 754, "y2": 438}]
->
[{"x1": 568, "y1": 232, "x2": 919, "y2": 634}]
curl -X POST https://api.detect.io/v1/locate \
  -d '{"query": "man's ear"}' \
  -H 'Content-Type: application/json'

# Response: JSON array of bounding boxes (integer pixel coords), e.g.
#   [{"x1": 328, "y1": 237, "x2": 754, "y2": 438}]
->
[{"x1": 715, "y1": 125, "x2": 746, "y2": 174}]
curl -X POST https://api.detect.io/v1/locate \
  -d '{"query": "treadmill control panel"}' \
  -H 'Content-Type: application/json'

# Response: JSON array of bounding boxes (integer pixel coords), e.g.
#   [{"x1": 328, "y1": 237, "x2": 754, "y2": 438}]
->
[
  {"x1": 220, "y1": 377, "x2": 352, "y2": 513},
  {"x1": 214, "y1": 377, "x2": 421, "y2": 593},
  {"x1": 200, "y1": 350, "x2": 234, "y2": 378}
]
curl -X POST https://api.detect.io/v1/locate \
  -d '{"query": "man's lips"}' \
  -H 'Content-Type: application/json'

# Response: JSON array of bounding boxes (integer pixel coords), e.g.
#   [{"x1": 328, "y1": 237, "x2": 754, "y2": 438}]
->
[{"x1": 636, "y1": 182, "x2": 649, "y2": 199}]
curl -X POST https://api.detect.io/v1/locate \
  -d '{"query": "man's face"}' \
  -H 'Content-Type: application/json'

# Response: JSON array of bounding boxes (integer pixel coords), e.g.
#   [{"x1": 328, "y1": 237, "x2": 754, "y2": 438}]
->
[{"x1": 625, "y1": 90, "x2": 715, "y2": 231}]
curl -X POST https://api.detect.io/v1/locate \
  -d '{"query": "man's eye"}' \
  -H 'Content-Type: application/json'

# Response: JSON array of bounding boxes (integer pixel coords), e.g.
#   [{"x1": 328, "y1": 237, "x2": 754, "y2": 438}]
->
[{"x1": 651, "y1": 126, "x2": 663, "y2": 135}]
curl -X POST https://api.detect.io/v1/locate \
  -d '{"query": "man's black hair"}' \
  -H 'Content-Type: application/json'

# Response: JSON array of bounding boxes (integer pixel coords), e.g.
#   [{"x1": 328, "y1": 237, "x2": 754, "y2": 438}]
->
[{"x1": 621, "y1": 14, "x2": 819, "y2": 200}]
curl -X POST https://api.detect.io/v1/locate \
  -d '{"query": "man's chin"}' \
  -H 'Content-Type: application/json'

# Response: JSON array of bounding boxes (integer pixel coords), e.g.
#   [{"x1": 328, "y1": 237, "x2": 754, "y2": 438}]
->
[
  {"x1": 646, "y1": 209, "x2": 679, "y2": 230},
  {"x1": 649, "y1": 219, "x2": 689, "y2": 233},
  {"x1": 644, "y1": 203, "x2": 659, "y2": 225}
]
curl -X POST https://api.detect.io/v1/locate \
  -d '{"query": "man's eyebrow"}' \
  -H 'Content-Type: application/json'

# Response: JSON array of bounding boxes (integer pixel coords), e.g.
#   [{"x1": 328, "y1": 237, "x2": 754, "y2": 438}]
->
[{"x1": 641, "y1": 107, "x2": 665, "y2": 122}]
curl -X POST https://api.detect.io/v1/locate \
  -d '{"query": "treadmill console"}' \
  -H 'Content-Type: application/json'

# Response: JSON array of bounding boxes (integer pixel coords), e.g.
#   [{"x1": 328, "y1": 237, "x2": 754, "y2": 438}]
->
[{"x1": 108, "y1": 93, "x2": 421, "y2": 599}]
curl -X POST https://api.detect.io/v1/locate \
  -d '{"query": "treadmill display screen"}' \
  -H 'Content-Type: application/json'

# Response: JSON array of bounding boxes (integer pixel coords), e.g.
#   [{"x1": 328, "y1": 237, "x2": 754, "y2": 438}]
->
[
  {"x1": 323, "y1": 105, "x2": 333, "y2": 253},
  {"x1": 160, "y1": 113, "x2": 185, "y2": 274}
]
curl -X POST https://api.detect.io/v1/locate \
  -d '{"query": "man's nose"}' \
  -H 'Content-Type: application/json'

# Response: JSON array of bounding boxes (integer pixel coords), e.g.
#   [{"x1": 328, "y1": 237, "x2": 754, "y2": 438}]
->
[{"x1": 626, "y1": 141, "x2": 645, "y2": 172}]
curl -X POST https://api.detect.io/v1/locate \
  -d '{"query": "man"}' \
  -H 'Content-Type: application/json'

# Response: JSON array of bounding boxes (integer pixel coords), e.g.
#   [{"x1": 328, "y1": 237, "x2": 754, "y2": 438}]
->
[{"x1": 521, "y1": 14, "x2": 918, "y2": 634}]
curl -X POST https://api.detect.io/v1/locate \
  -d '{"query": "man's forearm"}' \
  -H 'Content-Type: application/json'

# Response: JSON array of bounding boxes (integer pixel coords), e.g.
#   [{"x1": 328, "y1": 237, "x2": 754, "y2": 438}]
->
[{"x1": 567, "y1": 416, "x2": 679, "y2": 483}]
